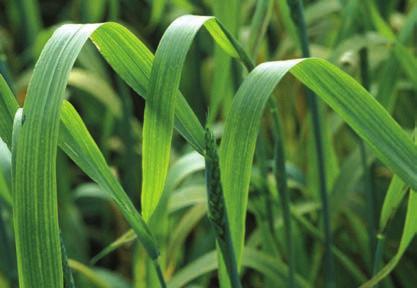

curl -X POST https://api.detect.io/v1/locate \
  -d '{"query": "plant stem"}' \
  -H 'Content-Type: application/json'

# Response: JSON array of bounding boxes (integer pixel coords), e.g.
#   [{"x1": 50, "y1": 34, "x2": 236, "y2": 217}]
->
[
  {"x1": 271, "y1": 98, "x2": 295, "y2": 288},
  {"x1": 154, "y1": 260, "x2": 167, "y2": 288},
  {"x1": 204, "y1": 128, "x2": 242, "y2": 288},
  {"x1": 372, "y1": 234, "x2": 385, "y2": 276},
  {"x1": 359, "y1": 46, "x2": 377, "y2": 269},
  {"x1": 286, "y1": 0, "x2": 334, "y2": 286}
]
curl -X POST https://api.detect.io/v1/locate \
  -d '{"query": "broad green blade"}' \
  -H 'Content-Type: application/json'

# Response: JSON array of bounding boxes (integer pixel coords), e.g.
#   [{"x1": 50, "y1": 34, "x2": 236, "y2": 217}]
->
[
  {"x1": 141, "y1": 15, "x2": 211, "y2": 220},
  {"x1": 140, "y1": 14, "x2": 252, "y2": 220},
  {"x1": 220, "y1": 58, "x2": 417, "y2": 268},
  {"x1": 13, "y1": 24, "x2": 100, "y2": 288}
]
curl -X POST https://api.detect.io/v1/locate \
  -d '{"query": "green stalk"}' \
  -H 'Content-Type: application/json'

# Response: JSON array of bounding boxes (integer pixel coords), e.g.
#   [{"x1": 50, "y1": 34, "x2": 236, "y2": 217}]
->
[
  {"x1": 286, "y1": 0, "x2": 334, "y2": 286},
  {"x1": 204, "y1": 129, "x2": 241, "y2": 288},
  {"x1": 358, "y1": 46, "x2": 377, "y2": 269},
  {"x1": 372, "y1": 234, "x2": 385, "y2": 276},
  {"x1": 270, "y1": 98, "x2": 295, "y2": 288},
  {"x1": 154, "y1": 260, "x2": 167, "y2": 288}
]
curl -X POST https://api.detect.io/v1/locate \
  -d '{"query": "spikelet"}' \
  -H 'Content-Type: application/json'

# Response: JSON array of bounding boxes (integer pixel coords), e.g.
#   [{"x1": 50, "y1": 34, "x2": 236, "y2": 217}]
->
[{"x1": 204, "y1": 128, "x2": 226, "y2": 241}]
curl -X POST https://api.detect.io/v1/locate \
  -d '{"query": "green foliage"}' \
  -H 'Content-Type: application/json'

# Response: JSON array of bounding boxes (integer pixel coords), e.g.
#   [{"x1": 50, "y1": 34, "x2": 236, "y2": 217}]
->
[{"x1": 1, "y1": 1, "x2": 417, "y2": 287}]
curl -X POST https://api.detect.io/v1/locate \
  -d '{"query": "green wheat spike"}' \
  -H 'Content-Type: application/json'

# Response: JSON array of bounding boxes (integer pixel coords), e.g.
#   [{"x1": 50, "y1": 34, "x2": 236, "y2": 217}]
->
[{"x1": 204, "y1": 128, "x2": 241, "y2": 288}]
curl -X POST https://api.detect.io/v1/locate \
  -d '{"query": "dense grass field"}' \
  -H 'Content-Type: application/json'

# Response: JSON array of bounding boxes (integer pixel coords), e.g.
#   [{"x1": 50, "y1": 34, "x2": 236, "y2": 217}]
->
[{"x1": 1, "y1": 0, "x2": 417, "y2": 287}]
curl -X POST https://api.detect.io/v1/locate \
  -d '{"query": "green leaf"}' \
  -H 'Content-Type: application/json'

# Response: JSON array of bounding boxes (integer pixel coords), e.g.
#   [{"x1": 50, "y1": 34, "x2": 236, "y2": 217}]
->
[
  {"x1": 141, "y1": 15, "x2": 210, "y2": 220},
  {"x1": 12, "y1": 24, "x2": 97, "y2": 288},
  {"x1": 11, "y1": 22, "x2": 174, "y2": 287},
  {"x1": 220, "y1": 58, "x2": 417, "y2": 267},
  {"x1": 140, "y1": 14, "x2": 252, "y2": 220},
  {"x1": 0, "y1": 75, "x2": 18, "y2": 147},
  {"x1": 379, "y1": 175, "x2": 406, "y2": 233}
]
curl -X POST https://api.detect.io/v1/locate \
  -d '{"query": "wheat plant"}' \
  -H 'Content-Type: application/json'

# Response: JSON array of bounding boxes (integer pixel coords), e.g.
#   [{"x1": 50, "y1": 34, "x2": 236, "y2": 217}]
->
[{"x1": 1, "y1": 0, "x2": 417, "y2": 287}]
